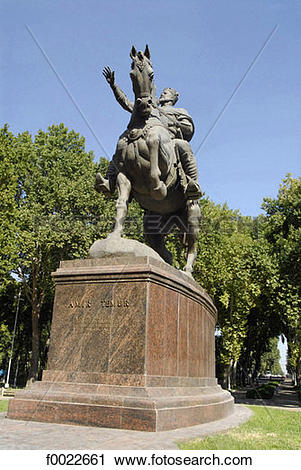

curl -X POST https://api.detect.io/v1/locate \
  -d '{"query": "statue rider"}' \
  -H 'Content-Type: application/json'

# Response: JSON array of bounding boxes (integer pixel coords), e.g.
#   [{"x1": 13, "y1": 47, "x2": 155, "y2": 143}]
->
[{"x1": 99, "y1": 67, "x2": 201, "y2": 200}]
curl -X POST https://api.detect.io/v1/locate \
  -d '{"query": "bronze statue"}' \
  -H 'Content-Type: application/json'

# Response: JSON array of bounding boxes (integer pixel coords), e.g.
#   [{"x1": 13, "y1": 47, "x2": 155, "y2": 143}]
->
[
  {"x1": 102, "y1": 68, "x2": 201, "y2": 199},
  {"x1": 95, "y1": 45, "x2": 201, "y2": 275}
]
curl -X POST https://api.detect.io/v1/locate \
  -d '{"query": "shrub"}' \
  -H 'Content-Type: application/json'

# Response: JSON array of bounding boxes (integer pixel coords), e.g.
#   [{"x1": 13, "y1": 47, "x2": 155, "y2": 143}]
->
[
  {"x1": 246, "y1": 382, "x2": 276, "y2": 399},
  {"x1": 246, "y1": 389, "x2": 260, "y2": 399}
]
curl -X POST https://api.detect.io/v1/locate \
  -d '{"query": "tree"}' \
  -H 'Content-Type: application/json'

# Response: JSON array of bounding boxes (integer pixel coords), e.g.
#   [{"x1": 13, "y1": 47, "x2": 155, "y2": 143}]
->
[
  {"x1": 0, "y1": 125, "x2": 19, "y2": 291},
  {"x1": 0, "y1": 282, "x2": 32, "y2": 387},
  {"x1": 2, "y1": 124, "x2": 115, "y2": 382},
  {"x1": 260, "y1": 337, "x2": 283, "y2": 375},
  {"x1": 262, "y1": 175, "x2": 301, "y2": 384},
  {"x1": 193, "y1": 199, "x2": 261, "y2": 388},
  {"x1": 191, "y1": 199, "x2": 287, "y2": 388},
  {"x1": 239, "y1": 224, "x2": 284, "y2": 383}
]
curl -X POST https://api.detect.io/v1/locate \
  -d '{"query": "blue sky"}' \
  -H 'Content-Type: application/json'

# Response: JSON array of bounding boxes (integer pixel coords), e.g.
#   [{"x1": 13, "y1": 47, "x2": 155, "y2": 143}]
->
[{"x1": 1, "y1": 0, "x2": 300, "y2": 216}]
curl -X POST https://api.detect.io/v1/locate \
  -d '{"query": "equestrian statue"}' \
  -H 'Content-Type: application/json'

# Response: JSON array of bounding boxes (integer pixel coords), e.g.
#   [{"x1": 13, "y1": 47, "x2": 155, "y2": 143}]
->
[{"x1": 95, "y1": 45, "x2": 201, "y2": 276}]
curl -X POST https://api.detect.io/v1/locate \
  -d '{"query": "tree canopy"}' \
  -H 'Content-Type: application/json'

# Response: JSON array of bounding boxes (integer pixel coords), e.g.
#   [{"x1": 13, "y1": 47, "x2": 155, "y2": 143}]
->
[
  {"x1": 0, "y1": 124, "x2": 115, "y2": 381},
  {"x1": 262, "y1": 175, "x2": 301, "y2": 383}
]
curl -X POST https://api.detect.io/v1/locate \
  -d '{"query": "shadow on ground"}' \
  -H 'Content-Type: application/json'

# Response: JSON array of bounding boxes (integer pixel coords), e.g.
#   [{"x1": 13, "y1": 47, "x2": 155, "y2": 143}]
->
[{"x1": 232, "y1": 382, "x2": 301, "y2": 411}]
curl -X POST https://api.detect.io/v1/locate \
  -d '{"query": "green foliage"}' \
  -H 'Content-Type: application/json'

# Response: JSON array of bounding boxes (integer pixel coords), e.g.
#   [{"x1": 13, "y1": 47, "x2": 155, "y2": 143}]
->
[
  {"x1": 14, "y1": 125, "x2": 113, "y2": 267},
  {"x1": 260, "y1": 337, "x2": 283, "y2": 375},
  {"x1": 0, "y1": 124, "x2": 114, "y2": 381},
  {"x1": 246, "y1": 382, "x2": 277, "y2": 399},
  {"x1": 193, "y1": 199, "x2": 274, "y2": 386},
  {"x1": 262, "y1": 175, "x2": 301, "y2": 383},
  {"x1": 0, "y1": 125, "x2": 19, "y2": 290},
  {"x1": 123, "y1": 199, "x2": 144, "y2": 242},
  {"x1": 0, "y1": 323, "x2": 11, "y2": 366},
  {"x1": 0, "y1": 400, "x2": 9, "y2": 413},
  {"x1": 0, "y1": 282, "x2": 33, "y2": 386}
]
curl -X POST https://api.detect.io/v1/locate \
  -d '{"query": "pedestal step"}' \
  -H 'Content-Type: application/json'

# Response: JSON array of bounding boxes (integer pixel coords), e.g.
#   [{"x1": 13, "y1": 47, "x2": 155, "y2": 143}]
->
[{"x1": 8, "y1": 380, "x2": 234, "y2": 431}]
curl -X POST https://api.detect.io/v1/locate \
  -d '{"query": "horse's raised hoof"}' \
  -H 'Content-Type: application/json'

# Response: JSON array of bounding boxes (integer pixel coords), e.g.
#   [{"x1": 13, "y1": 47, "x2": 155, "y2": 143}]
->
[
  {"x1": 151, "y1": 182, "x2": 167, "y2": 200},
  {"x1": 95, "y1": 173, "x2": 111, "y2": 194}
]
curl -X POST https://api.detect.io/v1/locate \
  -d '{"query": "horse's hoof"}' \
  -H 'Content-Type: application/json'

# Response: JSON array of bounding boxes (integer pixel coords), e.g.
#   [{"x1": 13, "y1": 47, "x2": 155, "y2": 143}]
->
[
  {"x1": 107, "y1": 231, "x2": 122, "y2": 239},
  {"x1": 181, "y1": 269, "x2": 194, "y2": 279},
  {"x1": 151, "y1": 182, "x2": 167, "y2": 200}
]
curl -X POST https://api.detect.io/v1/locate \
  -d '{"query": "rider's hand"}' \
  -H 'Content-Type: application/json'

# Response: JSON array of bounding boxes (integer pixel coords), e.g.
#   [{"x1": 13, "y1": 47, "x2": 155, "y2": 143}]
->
[{"x1": 102, "y1": 66, "x2": 115, "y2": 86}]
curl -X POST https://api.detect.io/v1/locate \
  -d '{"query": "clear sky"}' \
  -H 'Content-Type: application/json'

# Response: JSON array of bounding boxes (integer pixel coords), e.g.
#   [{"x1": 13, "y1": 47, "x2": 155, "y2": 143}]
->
[{"x1": 1, "y1": 0, "x2": 300, "y2": 216}]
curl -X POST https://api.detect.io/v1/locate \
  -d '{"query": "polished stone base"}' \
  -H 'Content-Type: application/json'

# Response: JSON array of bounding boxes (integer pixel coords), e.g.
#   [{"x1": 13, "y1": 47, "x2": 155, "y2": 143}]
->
[
  {"x1": 8, "y1": 256, "x2": 234, "y2": 431},
  {"x1": 8, "y1": 379, "x2": 233, "y2": 431}
]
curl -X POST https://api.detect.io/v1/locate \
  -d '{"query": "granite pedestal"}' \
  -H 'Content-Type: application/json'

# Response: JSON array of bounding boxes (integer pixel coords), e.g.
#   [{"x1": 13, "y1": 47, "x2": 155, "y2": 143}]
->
[{"x1": 8, "y1": 256, "x2": 234, "y2": 431}]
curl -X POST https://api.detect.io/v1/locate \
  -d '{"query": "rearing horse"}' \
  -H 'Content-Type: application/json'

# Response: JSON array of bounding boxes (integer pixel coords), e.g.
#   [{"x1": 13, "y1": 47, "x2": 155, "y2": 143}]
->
[{"x1": 96, "y1": 45, "x2": 201, "y2": 275}]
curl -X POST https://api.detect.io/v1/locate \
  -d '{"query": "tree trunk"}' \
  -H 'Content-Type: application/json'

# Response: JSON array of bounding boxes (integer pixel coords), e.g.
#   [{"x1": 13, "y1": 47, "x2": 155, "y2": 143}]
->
[
  {"x1": 296, "y1": 354, "x2": 301, "y2": 387},
  {"x1": 252, "y1": 351, "x2": 261, "y2": 383},
  {"x1": 27, "y1": 261, "x2": 44, "y2": 384},
  {"x1": 223, "y1": 360, "x2": 233, "y2": 390},
  {"x1": 232, "y1": 360, "x2": 238, "y2": 388},
  {"x1": 27, "y1": 302, "x2": 40, "y2": 382},
  {"x1": 292, "y1": 371, "x2": 297, "y2": 386}
]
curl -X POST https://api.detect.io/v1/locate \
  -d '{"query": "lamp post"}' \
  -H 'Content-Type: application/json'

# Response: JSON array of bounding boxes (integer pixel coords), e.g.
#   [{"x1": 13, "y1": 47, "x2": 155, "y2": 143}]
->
[{"x1": 5, "y1": 288, "x2": 21, "y2": 389}]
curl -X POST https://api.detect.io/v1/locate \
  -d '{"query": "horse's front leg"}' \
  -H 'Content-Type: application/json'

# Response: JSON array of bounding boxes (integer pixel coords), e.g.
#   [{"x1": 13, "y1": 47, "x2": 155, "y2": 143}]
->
[
  {"x1": 146, "y1": 128, "x2": 167, "y2": 200},
  {"x1": 111, "y1": 172, "x2": 131, "y2": 237}
]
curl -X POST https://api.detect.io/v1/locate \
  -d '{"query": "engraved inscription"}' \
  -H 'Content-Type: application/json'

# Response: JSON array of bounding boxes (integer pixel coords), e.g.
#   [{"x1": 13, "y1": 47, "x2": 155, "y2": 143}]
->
[
  {"x1": 67, "y1": 299, "x2": 130, "y2": 309},
  {"x1": 68, "y1": 300, "x2": 92, "y2": 309},
  {"x1": 100, "y1": 299, "x2": 130, "y2": 308}
]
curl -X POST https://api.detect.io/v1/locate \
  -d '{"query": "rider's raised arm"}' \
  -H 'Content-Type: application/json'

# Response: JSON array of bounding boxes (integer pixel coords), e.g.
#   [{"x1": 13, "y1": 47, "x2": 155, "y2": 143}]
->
[{"x1": 102, "y1": 66, "x2": 134, "y2": 113}]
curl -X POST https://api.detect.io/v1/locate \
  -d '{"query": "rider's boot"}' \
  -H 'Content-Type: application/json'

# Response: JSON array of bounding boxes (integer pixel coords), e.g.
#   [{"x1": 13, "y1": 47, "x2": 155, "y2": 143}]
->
[
  {"x1": 95, "y1": 155, "x2": 119, "y2": 194},
  {"x1": 180, "y1": 151, "x2": 202, "y2": 199},
  {"x1": 106, "y1": 158, "x2": 118, "y2": 192}
]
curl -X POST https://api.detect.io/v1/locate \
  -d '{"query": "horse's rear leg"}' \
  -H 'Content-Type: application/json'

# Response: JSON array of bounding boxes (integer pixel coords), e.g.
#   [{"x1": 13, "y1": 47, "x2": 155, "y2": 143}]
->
[
  {"x1": 111, "y1": 173, "x2": 131, "y2": 237},
  {"x1": 145, "y1": 233, "x2": 173, "y2": 264},
  {"x1": 183, "y1": 201, "x2": 201, "y2": 274}
]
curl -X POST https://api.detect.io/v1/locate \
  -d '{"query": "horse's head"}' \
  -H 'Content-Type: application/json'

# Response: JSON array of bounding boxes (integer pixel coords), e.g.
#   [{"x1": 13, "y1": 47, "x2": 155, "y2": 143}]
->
[{"x1": 130, "y1": 45, "x2": 155, "y2": 118}]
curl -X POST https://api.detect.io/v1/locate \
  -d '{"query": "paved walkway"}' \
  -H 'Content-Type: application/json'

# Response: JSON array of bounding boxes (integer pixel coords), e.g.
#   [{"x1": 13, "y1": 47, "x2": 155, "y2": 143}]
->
[
  {"x1": 232, "y1": 382, "x2": 301, "y2": 411},
  {"x1": 0, "y1": 405, "x2": 251, "y2": 450}
]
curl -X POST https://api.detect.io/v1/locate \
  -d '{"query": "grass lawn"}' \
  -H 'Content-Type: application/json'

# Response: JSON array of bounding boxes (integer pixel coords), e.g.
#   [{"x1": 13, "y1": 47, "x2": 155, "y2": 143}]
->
[
  {"x1": 178, "y1": 406, "x2": 301, "y2": 450},
  {"x1": 0, "y1": 400, "x2": 9, "y2": 413}
]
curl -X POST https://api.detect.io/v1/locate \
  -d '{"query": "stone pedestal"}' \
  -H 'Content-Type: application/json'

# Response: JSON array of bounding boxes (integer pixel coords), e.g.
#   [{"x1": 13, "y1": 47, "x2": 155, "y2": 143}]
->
[{"x1": 8, "y1": 256, "x2": 233, "y2": 431}]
